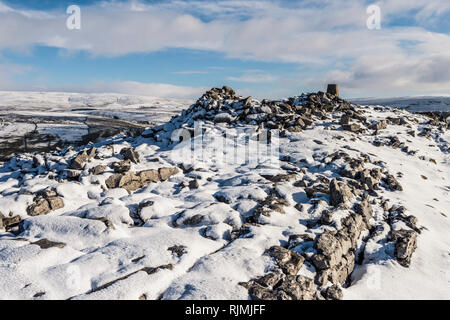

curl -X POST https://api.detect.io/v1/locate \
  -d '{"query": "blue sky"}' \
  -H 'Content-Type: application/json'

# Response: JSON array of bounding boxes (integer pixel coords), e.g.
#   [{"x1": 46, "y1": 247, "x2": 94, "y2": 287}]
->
[{"x1": 0, "y1": 0, "x2": 449, "y2": 99}]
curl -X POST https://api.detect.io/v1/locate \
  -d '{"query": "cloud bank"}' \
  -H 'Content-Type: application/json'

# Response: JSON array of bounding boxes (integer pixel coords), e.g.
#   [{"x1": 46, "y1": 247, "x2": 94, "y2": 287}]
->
[{"x1": 0, "y1": 0, "x2": 449, "y2": 97}]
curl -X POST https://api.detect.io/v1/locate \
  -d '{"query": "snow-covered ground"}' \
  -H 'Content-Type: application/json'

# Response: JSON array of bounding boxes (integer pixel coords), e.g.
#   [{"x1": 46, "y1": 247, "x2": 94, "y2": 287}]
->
[
  {"x1": 351, "y1": 96, "x2": 450, "y2": 113},
  {"x1": 0, "y1": 91, "x2": 191, "y2": 160},
  {"x1": 0, "y1": 91, "x2": 190, "y2": 123},
  {"x1": 0, "y1": 89, "x2": 449, "y2": 300}
]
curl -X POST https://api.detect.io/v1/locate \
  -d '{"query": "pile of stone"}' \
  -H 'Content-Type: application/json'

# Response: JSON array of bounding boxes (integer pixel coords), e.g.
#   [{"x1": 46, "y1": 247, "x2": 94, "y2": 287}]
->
[
  {"x1": 240, "y1": 246, "x2": 316, "y2": 300},
  {"x1": 0, "y1": 212, "x2": 21, "y2": 231},
  {"x1": 105, "y1": 167, "x2": 179, "y2": 193},
  {"x1": 70, "y1": 147, "x2": 97, "y2": 170},
  {"x1": 26, "y1": 188, "x2": 64, "y2": 216},
  {"x1": 240, "y1": 149, "x2": 418, "y2": 300},
  {"x1": 142, "y1": 86, "x2": 360, "y2": 142}
]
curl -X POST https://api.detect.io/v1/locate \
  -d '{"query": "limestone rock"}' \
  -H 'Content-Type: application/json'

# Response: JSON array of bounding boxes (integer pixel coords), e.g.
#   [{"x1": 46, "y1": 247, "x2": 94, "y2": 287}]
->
[
  {"x1": 47, "y1": 197, "x2": 64, "y2": 211},
  {"x1": 384, "y1": 174, "x2": 403, "y2": 191},
  {"x1": 255, "y1": 273, "x2": 284, "y2": 288},
  {"x1": 32, "y1": 239, "x2": 66, "y2": 249},
  {"x1": 120, "y1": 147, "x2": 140, "y2": 164},
  {"x1": 370, "y1": 120, "x2": 387, "y2": 130},
  {"x1": 138, "y1": 169, "x2": 160, "y2": 184},
  {"x1": 70, "y1": 148, "x2": 96, "y2": 170},
  {"x1": 391, "y1": 229, "x2": 418, "y2": 267},
  {"x1": 91, "y1": 165, "x2": 107, "y2": 175},
  {"x1": 267, "y1": 246, "x2": 305, "y2": 275},
  {"x1": 342, "y1": 124, "x2": 360, "y2": 133},
  {"x1": 189, "y1": 179, "x2": 200, "y2": 190},
  {"x1": 113, "y1": 160, "x2": 131, "y2": 173},
  {"x1": 159, "y1": 167, "x2": 179, "y2": 181},
  {"x1": 329, "y1": 179, "x2": 354, "y2": 207},
  {"x1": 321, "y1": 285, "x2": 344, "y2": 300},
  {"x1": 355, "y1": 196, "x2": 373, "y2": 226},
  {"x1": 27, "y1": 198, "x2": 51, "y2": 216},
  {"x1": 277, "y1": 275, "x2": 315, "y2": 300}
]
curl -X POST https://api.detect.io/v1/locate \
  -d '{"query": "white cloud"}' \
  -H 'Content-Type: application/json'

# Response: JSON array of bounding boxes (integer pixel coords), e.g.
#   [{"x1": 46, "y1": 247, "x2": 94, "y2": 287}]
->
[
  {"x1": 87, "y1": 81, "x2": 207, "y2": 98},
  {"x1": 0, "y1": 79, "x2": 206, "y2": 99}
]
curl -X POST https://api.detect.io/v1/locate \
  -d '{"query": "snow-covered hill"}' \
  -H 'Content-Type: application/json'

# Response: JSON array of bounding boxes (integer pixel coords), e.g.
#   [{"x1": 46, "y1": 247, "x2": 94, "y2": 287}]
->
[
  {"x1": 0, "y1": 91, "x2": 191, "y2": 160},
  {"x1": 0, "y1": 88, "x2": 449, "y2": 300},
  {"x1": 351, "y1": 96, "x2": 450, "y2": 113}
]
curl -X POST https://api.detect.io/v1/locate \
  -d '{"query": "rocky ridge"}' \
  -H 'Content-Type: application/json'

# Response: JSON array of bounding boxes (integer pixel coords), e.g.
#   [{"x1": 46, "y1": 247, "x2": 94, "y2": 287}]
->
[{"x1": 0, "y1": 87, "x2": 448, "y2": 300}]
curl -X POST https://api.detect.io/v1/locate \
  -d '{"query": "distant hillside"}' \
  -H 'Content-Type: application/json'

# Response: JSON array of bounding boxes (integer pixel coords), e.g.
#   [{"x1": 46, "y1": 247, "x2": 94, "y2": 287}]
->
[{"x1": 351, "y1": 96, "x2": 450, "y2": 113}]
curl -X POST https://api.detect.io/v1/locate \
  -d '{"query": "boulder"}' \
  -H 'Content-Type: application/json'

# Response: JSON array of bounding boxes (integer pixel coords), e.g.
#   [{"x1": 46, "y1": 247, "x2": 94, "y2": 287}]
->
[
  {"x1": 355, "y1": 196, "x2": 373, "y2": 226},
  {"x1": 158, "y1": 167, "x2": 179, "y2": 181},
  {"x1": 391, "y1": 230, "x2": 418, "y2": 267},
  {"x1": 182, "y1": 214, "x2": 204, "y2": 226},
  {"x1": 70, "y1": 148, "x2": 96, "y2": 170},
  {"x1": 138, "y1": 169, "x2": 160, "y2": 184},
  {"x1": 340, "y1": 114, "x2": 351, "y2": 125},
  {"x1": 189, "y1": 179, "x2": 200, "y2": 189},
  {"x1": 113, "y1": 160, "x2": 131, "y2": 173},
  {"x1": 32, "y1": 239, "x2": 66, "y2": 249},
  {"x1": 105, "y1": 172, "x2": 140, "y2": 190},
  {"x1": 214, "y1": 113, "x2": 233, "y2": 123},
  {"x1": 91, "y1": 165, "x2": 107, "y2": 175},
  {"x1": 47, "y1": 197, "x2": 64, "y2": 211},
  {"x1": 255, "y1": 273, "x2": 284, "y2": 288},
  {"x1": 243, "y1": 96, "x2": 252, "y2": 106},
  {"x1": 267, "y1": 246, "x2": 305, "y2": 275},
  {"x1": 277, "y1": 275, "x2": 315, "y2": 300},
  {"x1": 383, "y1": 174, "x2": 403, "y2": 191},
  {"x1": 342, "y1": 124, "x2": 360, "y2": 132},
  {"x1": 168, "y1": 245, "x2": 187, "y2": 257},
  {"x1": 329, "y1": 179, "x2": 354, "y2": 207},
  {"x1": 27, "y1": 198, "x2": 51, "y2": 216},
  {"x1": 247, "y1": 283, "x2": 287, "y2": 300},
  {"x1": 120, "y1": 147, "x2": 140, "y2": 164},
  {"x1": 370, "y1": 120, "x2": 387, "y2": 130}
]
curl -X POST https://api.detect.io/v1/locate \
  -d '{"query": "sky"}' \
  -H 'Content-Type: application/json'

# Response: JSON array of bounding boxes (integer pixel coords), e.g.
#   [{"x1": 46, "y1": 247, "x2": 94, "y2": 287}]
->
[{"x1": 0, "y1": 0, "x2": 449, "y2": 99}]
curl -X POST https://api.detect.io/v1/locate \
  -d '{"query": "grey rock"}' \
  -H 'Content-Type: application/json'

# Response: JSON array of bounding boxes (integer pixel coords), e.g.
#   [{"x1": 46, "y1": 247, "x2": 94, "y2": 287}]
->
[
  {"x1": 355, "y1": 196, "x2": 373, "y2": 226},
  {"x1": 138, "y1": 169, "x2": 160, "y2": 184},
  {"x1": 255, "y1": 273, "x2": 284, "y2": 288},
  {"x1": 329, "y1": 179, "x2": 354, "y2": 207},
  {"x1": 168, "y1": 245, "x2": 187, "y2": 257},
  {"x1": 32, "y1": 239, "x2": 66, "y2": 249},
  {"x1": 120, "y1": 147, "x2": 140, "y2": 164},
  {"x1": 370, "y1": 120, "x2": 387, "y2": 130},
  {"x1": 47, "y1": 197, "x2": 64, "y2": 211},
  {"x1": 70, "y1": 148, "x2": 96, "y2": 170},
  {"x1": 277, "y1": 275, "x2": 315, "y2": 300},
  {"x1": 267, "y1": 246, "x2": 305, "y2": 275},
  {"x1": 182, "y1": 214, "x2": 204, "y2": 226},
  {"x1": 391, "y1": 229, "x2": 418, "y2": 267},
  {"x1": 158, "y1": 167, "x2": 179, "y2": 181},
  {"x1": 91, "y1": 165, "x2": 107, "y2": 175},
  {"x1": 188, "y1": 179, "x2": 200, "y2": 190},
  {"x1": 113, "y1": 160, "x2": 132, "y2": 173},
  {"x1": 342, "y1": 124, "x2": 360, "y2": 132},
  {"x1": 27, "y1": 198, "x2": 51, "y2": 216}
]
